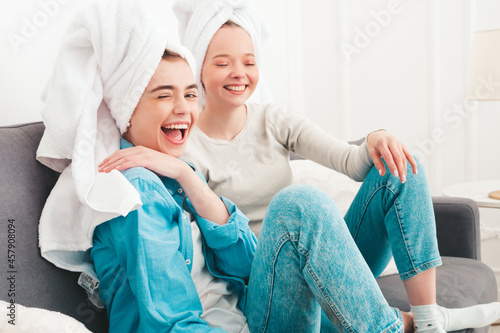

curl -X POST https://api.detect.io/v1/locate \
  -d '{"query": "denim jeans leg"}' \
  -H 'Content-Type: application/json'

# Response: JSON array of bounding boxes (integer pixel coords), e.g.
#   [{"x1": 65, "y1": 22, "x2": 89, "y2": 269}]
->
[
  {"x1": 344, "y1": 159, "x2": 442, "y2": 280},
  {"x1": 245, "y1": 184, "x2": 403, "y2": 333}
]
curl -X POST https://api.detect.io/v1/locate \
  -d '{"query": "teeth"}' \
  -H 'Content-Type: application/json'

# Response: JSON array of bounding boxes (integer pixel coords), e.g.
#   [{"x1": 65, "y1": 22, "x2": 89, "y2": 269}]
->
[
  {"x1": 226, "y1": 85, "x2": 246, "y2": 91},
  {"x1": 163, "y1": 124, "x2": 188, "y2": 130}
]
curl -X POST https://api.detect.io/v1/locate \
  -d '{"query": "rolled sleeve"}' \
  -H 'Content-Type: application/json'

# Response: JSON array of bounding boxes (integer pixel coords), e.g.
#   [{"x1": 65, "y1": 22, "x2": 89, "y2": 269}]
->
[
  {"x1": 197, "y1": 197, "x2": 252, "y2": 249},
  {"x1": 196, "y1": 196, "x2": 257, "y2": 280}
]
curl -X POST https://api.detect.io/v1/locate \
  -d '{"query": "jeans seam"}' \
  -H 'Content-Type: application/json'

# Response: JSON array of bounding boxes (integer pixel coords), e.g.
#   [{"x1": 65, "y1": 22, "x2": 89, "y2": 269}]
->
[
  {"x1": 258, "y1": 233, "x2": 291, "y2": 333},
  {"x1": 393, "y1": 197, "x2": 418, "y2": 275},
  {"x1": 351, "y1": 185, "x2": 386, "y2": 240},
  {"x1": 305, "y1": 262, "x2": 355, "y2": 333}
]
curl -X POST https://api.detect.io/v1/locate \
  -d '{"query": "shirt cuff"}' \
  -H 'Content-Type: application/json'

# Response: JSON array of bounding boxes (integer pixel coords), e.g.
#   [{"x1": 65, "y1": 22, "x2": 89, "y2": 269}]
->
[{"x1": 196, "y1": 196, "x2": 251, "y2": 250}]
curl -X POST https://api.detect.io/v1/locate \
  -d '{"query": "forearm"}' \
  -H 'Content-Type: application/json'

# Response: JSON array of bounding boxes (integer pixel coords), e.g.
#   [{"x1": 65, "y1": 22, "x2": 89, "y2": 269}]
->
[
  {"x1": 289, "y1": 124, "x2": 373, "y2": 180},
  {"x1": 268, "y1": 104, "x2": 372, "y2": 180},
  {"x1": 177, "y1": 165, "x2": 230, "y2": 225}
]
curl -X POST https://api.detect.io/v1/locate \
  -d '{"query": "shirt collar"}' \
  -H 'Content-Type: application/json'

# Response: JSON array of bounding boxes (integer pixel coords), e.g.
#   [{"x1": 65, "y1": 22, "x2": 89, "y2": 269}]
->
[{"x1": 120, "y1": 137, "x2": 134, "y2": 149}]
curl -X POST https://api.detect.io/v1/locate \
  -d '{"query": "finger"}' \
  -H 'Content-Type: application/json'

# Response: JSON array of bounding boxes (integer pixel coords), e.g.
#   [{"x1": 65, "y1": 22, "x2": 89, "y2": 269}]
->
[
  {"x1": 100, "y1": 158, "x2": 127, "y2": 172},
  {"x1": 99, "y1": 147, "x2": 143, "y2": 170},
  {"x1": 402, "y1": 147, "x2": 408, "y2": 176},
  {"x1": 99, "y1": 152, "x2": 130, "y2": 171},
  {"x1": 99, "y1": 149, "x2": 133, "y2": 167},
  {"x1": 390, "y1": 146, "x2": 410, "y2": 183},
  {"x1": 403, "y1": 146, "x2": 418, "y2": 175},
  {"x1": 99, "y1": 156, "x2": 123, "y2": 171},
  {"x1": 108, "y1": 159, "x2": 142, "y2": 172},
  {"x1": 99, "y1": 150, "x2": 142, "y2": 172},
  {"x1": 399, "y1": 144, "x2": 407, "y2": 174},
  {"x1": 379, "y1": 147, "x2": 400, "y2": 179},
  {"x1": 369, "y1": 150, "x2": 386, "y2": 176},
  {"x1": 402, "y1": 152, "x2": 407, "y2": 176},
  {"x1": 388, "y1": 144, "x2": 408, "y2": 183},
  {"x1": 98, "y1": 152, "x2": 121, "y2": 167},
  {"x1": 101, "y1": 155, "x2": 142, "y2": 172}
]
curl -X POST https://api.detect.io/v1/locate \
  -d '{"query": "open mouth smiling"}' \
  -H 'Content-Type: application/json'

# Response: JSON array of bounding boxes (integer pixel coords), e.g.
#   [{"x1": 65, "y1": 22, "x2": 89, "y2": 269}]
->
[{"x1": 161, "y1": 123, "x2": 189, "y2": 143}]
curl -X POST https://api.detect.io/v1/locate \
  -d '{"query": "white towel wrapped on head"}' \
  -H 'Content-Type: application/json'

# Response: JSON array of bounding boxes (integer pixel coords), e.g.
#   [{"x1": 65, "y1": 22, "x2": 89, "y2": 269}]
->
[
  {"x1": 174, "y1": 0, "x2": 273, "y2": 106},
  {"x1": 36, "y1": 0, "x2": 196, "y2": 278}
]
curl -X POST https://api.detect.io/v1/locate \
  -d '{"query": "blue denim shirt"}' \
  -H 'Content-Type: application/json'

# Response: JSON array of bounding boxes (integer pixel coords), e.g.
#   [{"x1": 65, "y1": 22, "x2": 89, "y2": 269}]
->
[{"x1": 118, "y1": 139, "x2": 257, "y2": 325}]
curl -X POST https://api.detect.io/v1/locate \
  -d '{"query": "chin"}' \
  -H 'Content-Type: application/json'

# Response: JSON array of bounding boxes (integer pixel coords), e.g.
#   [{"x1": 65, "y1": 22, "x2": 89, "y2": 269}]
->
[
  {"x1": 165, "y1": 145, "x2": 186, "y2": 158},
  {"x1": 170, "y1": 151, "x2": 184, "y2": 158}
]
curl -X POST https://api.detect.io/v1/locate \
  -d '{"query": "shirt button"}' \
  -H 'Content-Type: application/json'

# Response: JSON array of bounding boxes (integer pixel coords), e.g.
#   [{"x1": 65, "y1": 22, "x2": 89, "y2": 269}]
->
[
  {"x1": 182, "y1": 213, "x2": 187, "y2": 219},
  {"x1": 177, "y1": 188, "x2": 183, "y2": 193},
  {"x1": 185, "y1": 259, "x2": 191, "y2": 265}
]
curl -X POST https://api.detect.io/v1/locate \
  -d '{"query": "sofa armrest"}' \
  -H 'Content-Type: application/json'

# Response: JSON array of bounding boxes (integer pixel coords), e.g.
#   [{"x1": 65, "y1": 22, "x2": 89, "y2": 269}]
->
[
  {"x1": 0, "y1": 122, "x2": 108, "y2": 332},
  {"x1": 432, "y1": 196, "x2": 481, "y2": 260}
]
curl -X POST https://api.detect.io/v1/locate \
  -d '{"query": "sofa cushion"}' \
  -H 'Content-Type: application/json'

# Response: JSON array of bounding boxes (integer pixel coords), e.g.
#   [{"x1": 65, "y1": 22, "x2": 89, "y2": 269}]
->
[{"x1": 0, "y1": 122, "x2": 108, "y2": 332}]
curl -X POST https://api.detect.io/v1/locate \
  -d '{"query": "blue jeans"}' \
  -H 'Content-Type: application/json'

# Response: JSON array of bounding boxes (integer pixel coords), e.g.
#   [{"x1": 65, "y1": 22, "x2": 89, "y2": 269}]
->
[{"x1": 245, "y1": 162, "x2": 441, "y2": 332}]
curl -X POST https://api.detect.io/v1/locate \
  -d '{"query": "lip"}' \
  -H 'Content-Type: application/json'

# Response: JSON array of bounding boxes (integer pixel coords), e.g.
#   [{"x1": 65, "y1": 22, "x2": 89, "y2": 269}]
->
[
  {"x1": 161, "y1": 121, "x2": 191, "y2": 145},
  {"x1": 224, "y1": 84, "x2": 247, "y2": 95}
]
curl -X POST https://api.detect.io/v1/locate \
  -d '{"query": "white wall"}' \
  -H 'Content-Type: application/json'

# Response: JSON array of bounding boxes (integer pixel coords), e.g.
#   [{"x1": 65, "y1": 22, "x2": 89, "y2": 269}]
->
[
  {"x1": 1, "y1": 0, "x2": 499, "y2": 195},
  {"x1": 255, "y1": 0, "x2": 500, "y2": 195},
  {"x1": 0, "y1": 0, "x2": 177, "y2": 126},
  {"x1": 1, "y1": 0, "x2": 83, "y2": 126}
]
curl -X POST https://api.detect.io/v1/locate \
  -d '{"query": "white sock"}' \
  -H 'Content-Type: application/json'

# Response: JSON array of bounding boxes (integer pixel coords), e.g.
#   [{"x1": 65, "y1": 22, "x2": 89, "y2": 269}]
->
[
  {"x1": 436, "y1": 302, "x2": 500, "y2": 331},
  {"x1": 411, "y1": 304, "x2": 446, "y2": 333}
]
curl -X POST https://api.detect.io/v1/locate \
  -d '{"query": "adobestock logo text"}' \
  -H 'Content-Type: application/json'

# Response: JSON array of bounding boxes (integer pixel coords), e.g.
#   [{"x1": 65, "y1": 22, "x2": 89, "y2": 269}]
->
[
  {"x1": 340, "y1": 0, "x2": 404, "y2": 62},
  {"x1": 7, "y1": 0, "x2": 72, "y2": 54}
]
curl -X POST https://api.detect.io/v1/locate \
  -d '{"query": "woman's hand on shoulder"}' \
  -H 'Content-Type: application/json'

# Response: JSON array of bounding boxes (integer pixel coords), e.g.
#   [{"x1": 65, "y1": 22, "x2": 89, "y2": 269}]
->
[
  {"x1": 98, "y1": 146, "x2": 189, "y2": 180},
  {"x1": 366, "y1": 129, "x2": 418, "y2": 183},
  {"x1": 100, "y1": 146, "x2": 230, "y2": 224}
]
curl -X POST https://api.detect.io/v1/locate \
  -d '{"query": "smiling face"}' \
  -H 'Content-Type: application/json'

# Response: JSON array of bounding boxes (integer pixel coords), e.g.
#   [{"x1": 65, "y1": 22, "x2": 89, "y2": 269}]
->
[
  {"x1": 124, "y1": 57, "x2": 199, "y2": 157},
  {"x1": 201, "y1": 25, "x2": 259, "y2": 110}
]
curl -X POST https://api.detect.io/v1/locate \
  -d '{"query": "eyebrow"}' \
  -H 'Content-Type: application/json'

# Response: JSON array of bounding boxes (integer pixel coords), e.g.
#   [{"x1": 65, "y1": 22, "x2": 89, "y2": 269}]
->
[
  {"x1": 150, "y1": 83, "x2": 198, "y2": 93},
  {"x1": 212, "y1": 53, "x2": 255, "y2": 59}
]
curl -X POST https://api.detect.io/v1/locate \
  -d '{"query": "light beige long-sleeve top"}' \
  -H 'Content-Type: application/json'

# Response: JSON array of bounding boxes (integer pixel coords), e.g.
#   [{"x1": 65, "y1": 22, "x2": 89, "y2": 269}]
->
[{"x1": 182, "y1": 103, "x2": 373, "y2": 235}]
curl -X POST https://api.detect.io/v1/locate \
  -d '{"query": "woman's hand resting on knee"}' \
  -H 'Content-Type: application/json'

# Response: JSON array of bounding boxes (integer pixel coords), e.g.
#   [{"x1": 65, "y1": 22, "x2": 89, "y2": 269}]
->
[{"x1": 366, "y1": 129, "x2": 418, "y2": 183}]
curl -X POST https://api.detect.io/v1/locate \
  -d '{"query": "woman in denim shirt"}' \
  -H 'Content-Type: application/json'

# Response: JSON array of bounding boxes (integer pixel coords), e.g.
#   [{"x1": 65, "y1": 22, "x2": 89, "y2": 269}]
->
[
  {"x1": 94, "y1": 44, "x2": 406, "y2": 332},
  {"x1": 93, "y1": 49, "x2": 257, "y2": 332},
  {"x1": 96, "y1": 49, "x2": 410, "y2": 332}
]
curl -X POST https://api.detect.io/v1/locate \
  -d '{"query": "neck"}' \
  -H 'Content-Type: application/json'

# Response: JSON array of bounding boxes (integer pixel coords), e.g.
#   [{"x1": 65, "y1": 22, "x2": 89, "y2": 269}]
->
[{"x1": 197, "y1": 100, "x2": 247, "y2": 141}]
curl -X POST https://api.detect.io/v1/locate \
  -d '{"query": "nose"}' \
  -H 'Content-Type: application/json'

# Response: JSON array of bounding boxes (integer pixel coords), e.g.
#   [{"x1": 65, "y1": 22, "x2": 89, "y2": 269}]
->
[
  {"x1": 173, "y1": 95, "x2": 192, "y2": 115},
  {"x1": 231, "y1": 62, "x2": 246, "y2": 79}
]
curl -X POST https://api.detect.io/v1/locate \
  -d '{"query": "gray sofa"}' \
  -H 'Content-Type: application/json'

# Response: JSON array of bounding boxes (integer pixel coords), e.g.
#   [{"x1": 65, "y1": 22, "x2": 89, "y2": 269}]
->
[{"x1": 0, "y1": 122, "x2": 497, "y2": 332}]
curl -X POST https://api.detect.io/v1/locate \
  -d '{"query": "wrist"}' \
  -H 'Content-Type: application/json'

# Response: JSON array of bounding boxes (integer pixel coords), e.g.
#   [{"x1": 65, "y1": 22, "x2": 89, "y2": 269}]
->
[
  {"x1": 367, "y1": 129, "x2": 386, "y2": 143},
  {"x1": 175, "y1": 161, "x2": 193, "y2": 183}
]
